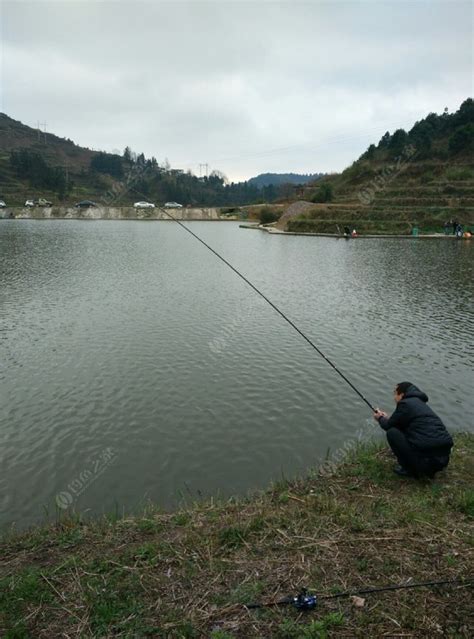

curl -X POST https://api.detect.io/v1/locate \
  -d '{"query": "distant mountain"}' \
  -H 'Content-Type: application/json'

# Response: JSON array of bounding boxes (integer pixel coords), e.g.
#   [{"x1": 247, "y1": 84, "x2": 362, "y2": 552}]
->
[{"x1": 247, "y1": 172, "x2": 325, "y2": 188}]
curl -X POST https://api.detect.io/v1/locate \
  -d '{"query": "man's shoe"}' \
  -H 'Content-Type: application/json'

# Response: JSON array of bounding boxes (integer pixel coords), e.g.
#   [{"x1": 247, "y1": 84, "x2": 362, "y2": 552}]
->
[{"x1": 393, "y1": 465, "x2": 413, "y2": 477}]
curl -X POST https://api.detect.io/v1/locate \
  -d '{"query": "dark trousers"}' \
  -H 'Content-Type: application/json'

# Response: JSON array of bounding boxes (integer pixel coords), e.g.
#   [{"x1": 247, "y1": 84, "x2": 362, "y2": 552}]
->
[{"x1": 386, "y1": 428, "x2": 450, "y2": 478}]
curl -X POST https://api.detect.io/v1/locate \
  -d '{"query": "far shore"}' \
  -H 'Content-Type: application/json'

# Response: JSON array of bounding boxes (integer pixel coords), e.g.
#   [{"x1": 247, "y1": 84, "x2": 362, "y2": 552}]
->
[{"x1": 240, "y1": 223, "x2": 474, "y2": 239}]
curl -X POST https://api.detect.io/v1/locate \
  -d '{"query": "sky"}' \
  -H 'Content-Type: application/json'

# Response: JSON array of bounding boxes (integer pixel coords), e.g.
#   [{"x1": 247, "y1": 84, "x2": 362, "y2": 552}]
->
[{"x1": 0, "y1": 0, "x2": 472, "y2": 182}]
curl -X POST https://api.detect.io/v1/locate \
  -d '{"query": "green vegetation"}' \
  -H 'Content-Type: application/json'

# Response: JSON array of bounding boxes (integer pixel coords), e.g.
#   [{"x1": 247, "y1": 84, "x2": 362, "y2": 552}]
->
[
  {"x1": 9, "y1": 149, "x2": 72, "y2": 200},
  {"x1": 258, "y1": 206, "x2": 281, "y2": 224},
  {"x1": 90, "y1": 151, "x2": 124, "y2": 179},
  {"x1": 1, "y1": 99, "x2": 473, "y2": 228},
  {"x1": 311, "y1": 183, "x2": 333, "y2": 203},
  {"x1": 0, "y1": 114, "x2": 309, "y2": 208},
  {"x1": 287, "y1": 99, "x2": 474, "y2": 234},
  {"x1": 248, "y1": 172, "x2": 325, "y2": 188},
  {"x1": 1, "y1": 433, "x2": 472, "y2": 638}
]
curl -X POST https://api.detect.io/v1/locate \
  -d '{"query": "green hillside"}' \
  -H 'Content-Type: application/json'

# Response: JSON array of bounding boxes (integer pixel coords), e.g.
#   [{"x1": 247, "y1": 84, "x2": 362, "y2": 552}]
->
[
  {"x1": 0, "y1": 114, "x2": 121, "y2": 204},
  {"x1": 247, "y1": 172, "x2": 324, "y2": 187},
  {"x1": 285, "y1": 99, "x2": 474, "y2": 234},
  {"x1": 0, "y1": 115, "x2": 296, "y2": 208}
]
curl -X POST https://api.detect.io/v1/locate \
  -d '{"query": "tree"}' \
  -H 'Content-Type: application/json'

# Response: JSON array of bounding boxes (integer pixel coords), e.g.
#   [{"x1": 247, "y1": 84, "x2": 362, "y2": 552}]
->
[
  {"x1": 311, "y1": 182, "x2": 333, "y2": 203},
  {"x1": 90, "y1": 152, "x2": 123, "y2": 178},
  {"x1": 365, "y1": 144, "x2": 376, "y2": 159},
  {"x1": 378, "y1": 131, "x2": 391, "y2": 148},
  {"x1": 449, "y1": 124, "x2": 474, "y2": 154},
  {"x1": 456, "y1": 98, "x2": 474, "y2": 126},
  {"x1": 259, "y1": 208, "x2": 280, "y2": 224},
  {"x1": 123, "y1": 146, "x2": 132, "y2": 162},
  {"x1": 415, "y1": 131, "x2": 432, "y2": 157},
  {"x1": 388, "y1": 129, "x2": 408, "y2": 155},
  {"x1": 10, "y1": 149, "x2": 72, "y2": 197}
]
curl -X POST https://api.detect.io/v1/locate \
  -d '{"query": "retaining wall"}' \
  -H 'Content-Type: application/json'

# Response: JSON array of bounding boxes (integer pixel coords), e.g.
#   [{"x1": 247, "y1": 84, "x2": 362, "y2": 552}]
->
[{"x1": 0, "y1": 207, "x2": 221, "y2": 220}]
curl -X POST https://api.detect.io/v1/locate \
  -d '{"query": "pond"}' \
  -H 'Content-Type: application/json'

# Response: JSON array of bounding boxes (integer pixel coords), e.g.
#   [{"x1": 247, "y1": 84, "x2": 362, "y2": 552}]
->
[{"x1": 1, "y1": 220, "x2": 472, "y2": 530}]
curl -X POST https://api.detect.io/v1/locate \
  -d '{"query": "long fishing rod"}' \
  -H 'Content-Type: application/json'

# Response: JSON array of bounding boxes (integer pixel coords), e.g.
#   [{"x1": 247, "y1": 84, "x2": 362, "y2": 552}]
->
[
  {"x1": 162, "y1": 209, "x2": 375, "y2": 411},
  {"x1": 246, "y1": 577, "x2": 473, "y2": 610}
]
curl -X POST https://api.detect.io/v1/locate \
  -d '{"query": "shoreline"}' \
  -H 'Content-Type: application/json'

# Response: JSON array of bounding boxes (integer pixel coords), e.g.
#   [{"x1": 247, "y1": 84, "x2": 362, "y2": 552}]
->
[
  {"x1": 240, "y1": 223, "x2": 473, "y2": 239},
  {"x1": 0, "y1": 206, "x2": 229, "y2": 221},
  {"x1": 1, "y1": 433, "x2": 472, "y2": 637}
]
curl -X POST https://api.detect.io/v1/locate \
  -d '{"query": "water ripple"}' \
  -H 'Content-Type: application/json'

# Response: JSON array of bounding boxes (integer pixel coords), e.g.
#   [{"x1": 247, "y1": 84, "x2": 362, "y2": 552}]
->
[{"x1": 1, "y1": 221, "x2": 473, "y2": 529}]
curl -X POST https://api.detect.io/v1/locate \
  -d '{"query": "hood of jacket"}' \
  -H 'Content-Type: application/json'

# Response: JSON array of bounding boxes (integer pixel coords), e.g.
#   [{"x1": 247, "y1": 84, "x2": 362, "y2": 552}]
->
[{"x1": 403, "y1": 384, "x2": 429, "y2": 403}]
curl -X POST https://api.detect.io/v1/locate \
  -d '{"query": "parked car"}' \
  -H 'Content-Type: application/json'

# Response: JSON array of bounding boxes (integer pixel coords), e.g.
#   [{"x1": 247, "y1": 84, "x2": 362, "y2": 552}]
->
[
  {"x1": 164, "y1": 201, "x2": 183, "y2": 208},
  {"x1": 0, "y1": 200, "x2": 6, "y2": 208},
  {"x1": 36, "y1": 198, "x2": 52, "y2": 207},
  {"x1": 75, "y1": 200, "x2": 97, "y2": 208},
  {"x1": 134, "y1": 201, "x2": 155, "y2": 209},
  {"x1": 25, "y1": 200, "x2": 35, "y2": 207}
]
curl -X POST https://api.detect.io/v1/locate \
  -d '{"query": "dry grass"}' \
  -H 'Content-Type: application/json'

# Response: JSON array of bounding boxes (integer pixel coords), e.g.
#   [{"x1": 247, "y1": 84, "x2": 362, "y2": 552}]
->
[{"x1": 1, "y1": 434, "x2": 473, "y2": 638}]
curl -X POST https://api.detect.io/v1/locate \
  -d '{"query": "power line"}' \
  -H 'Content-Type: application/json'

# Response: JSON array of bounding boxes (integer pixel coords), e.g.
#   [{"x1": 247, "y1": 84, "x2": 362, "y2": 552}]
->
[{"x1": 177, "y1": 119, "x2": 412, "y2": 168}]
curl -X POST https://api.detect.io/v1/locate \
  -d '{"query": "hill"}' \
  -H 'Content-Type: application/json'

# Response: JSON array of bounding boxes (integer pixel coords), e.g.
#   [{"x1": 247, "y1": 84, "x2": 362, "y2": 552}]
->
[
  {"x1": 0, "y1": 114, "x2": 303, "y2": 208},
  {"x1": 247, "y1": 172, "x2": 324, "y2": 188},
  {"x1": 284, "y1": 99, "x2": 474, "y2": 234}
]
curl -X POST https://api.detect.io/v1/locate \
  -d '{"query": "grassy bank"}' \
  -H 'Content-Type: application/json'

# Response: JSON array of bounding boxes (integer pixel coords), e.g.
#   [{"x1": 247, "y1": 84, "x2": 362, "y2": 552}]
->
[{"x1": 1, "y1": 434, "x2": 473, "y2": 638}]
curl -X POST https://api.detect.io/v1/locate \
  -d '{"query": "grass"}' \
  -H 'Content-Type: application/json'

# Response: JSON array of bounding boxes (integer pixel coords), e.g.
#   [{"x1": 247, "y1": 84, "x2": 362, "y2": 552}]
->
[{"x1": 0, "y1": 433, "x2": 473, "y2": 637}]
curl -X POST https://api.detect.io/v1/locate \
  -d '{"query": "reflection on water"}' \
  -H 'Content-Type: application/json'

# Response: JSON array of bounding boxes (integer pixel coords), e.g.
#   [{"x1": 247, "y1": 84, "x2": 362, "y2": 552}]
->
[{"x1": 0, "y1": 221, "x2": 473, "y2": 529}]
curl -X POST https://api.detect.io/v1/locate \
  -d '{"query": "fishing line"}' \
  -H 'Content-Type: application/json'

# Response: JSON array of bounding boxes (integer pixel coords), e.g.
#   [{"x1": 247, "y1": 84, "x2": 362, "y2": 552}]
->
[{"x1": 162, "y1": 209, "x2": 375, "y2": 411}]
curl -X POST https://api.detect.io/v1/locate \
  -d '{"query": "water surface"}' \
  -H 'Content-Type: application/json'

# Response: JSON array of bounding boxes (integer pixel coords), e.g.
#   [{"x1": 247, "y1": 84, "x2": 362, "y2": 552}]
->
[{"x1": 1, "y1": 221, "x2": 472, "y2": 529}]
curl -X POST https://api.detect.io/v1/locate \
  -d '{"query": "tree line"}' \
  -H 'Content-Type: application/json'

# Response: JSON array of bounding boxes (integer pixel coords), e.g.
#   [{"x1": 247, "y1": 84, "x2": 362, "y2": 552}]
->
[
  {"x1": 91, "y1": 147, "x2": 302, "y2": 206},
  {"x1": 360, "y1": 98, "x2": 474, "y2": 161},
  {"x1": 10, "y1": 147, "x2": 305, "y2": 206}
]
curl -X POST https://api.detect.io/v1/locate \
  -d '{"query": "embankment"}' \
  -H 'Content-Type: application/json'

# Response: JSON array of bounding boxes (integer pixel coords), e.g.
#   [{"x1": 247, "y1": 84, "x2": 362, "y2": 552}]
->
[
  {"x1": 1, "y1": 433, "x2": 472, "y2": 638},
  {"x1": 0, "y1": 206, "x2": 222, "y2": 220}
]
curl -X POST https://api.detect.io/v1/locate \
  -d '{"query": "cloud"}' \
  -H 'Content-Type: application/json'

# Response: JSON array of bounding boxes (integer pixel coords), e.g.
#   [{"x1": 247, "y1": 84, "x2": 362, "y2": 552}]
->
[{"x1": 1, "y1": 0, "x2": 472, "y2": 181}]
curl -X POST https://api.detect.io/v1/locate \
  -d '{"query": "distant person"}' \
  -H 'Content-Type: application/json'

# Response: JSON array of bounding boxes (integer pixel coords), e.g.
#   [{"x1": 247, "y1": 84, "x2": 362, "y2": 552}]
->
[
  {"x1": 455, "y1": 224, "x2": 464, "y2": 238},
  {"x1": 344, "y1": 226, "x2": 350, "y2": 236},
  {"x1": 452, "y1": 220, "x2": 458, "y2": 235},
  {"x1": 373, "y1": 382, "x2": 453, "y2": 478},
  {"x1": 443, "y1": 221, "x2": 450, "y2": 235},
  {"x1": 351, "y1": 228, "x2": 358, "y2": 237}
]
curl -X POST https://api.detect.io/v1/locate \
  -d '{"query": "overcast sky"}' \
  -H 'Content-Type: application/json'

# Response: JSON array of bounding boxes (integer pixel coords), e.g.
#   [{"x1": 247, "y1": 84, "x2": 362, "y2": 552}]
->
[{"x1": 1, "y1": 0, "x2": 472, "y2": 182}]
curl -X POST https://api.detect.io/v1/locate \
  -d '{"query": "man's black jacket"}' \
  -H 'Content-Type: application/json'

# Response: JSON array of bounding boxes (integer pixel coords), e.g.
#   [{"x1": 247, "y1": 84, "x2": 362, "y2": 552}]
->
[{"x1": 377, "y1": 384, "x2": 453, "y2": 453}]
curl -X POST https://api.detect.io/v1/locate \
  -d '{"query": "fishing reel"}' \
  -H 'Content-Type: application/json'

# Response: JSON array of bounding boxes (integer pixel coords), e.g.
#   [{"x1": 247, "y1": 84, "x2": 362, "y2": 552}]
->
[{"x1": 291, "y1": 589, "x2": 318, "y2": 610}]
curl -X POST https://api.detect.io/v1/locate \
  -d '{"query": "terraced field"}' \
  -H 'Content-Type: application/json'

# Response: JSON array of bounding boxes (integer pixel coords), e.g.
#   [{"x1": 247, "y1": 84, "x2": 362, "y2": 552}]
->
[{"x1": 285, "y1": 160, "x2": 474, "y2": 235}]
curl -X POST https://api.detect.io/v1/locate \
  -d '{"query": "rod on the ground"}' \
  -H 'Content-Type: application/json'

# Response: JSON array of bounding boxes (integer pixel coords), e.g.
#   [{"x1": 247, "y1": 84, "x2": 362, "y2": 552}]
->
[
  {"x1": 161, "y1": 209, "x2": 376, "y2": 412},
  {"x1": 319, "y1": 577, "x2": 473, "y2": 599},
  {"x1": 246, "y1": 577, "x2": 473, "y2": 609}
]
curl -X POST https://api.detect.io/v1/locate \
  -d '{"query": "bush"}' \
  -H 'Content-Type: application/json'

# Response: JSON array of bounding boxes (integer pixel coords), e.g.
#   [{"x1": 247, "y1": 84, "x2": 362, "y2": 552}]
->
[
  {"x1": 420, "y1": 172, "x2": 434, "y2": 184},
  {"x1": 443, "y1": 185, "x2": 457, "y2": 195},
  {"x1": 445, "y1": 167, "x2": 473, "y2": 181},
  {"x1": 311, "y1": 183, "x2": 333, "y2": 203},
  {"x1": 259, "y1": 208, "x2": 280, "y2": 224},
  {"x1": 449, "y1": 124, "x2": 474, "y2": 154}
]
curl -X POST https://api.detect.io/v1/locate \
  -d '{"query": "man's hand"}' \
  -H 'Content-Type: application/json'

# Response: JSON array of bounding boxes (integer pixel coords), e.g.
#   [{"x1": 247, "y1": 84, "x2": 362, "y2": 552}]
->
[{"x1": 373, "y1": 408, "x2": 387, "y2": 421}]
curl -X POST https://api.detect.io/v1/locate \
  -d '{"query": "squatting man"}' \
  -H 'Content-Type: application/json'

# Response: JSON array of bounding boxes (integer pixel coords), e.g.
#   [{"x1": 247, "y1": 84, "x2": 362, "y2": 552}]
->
[{"x1": 373, "y1": 382, "x2": 453, "y2": 478}]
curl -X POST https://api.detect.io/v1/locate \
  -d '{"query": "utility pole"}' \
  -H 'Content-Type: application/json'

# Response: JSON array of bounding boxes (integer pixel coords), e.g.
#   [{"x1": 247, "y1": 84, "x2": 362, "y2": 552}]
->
[{"x1": 36, "y1": 121, "x2": 47, "y2": 143}]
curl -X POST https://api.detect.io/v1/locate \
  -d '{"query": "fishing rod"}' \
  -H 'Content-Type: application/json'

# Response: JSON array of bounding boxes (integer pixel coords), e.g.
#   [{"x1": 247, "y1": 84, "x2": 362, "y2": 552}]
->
[
  {"x1": 162, "y1": 209, "x2": 375, "y2": 411},
  {"x1": 246, "y1": 577, "x2": 473, "y2": 610}
]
